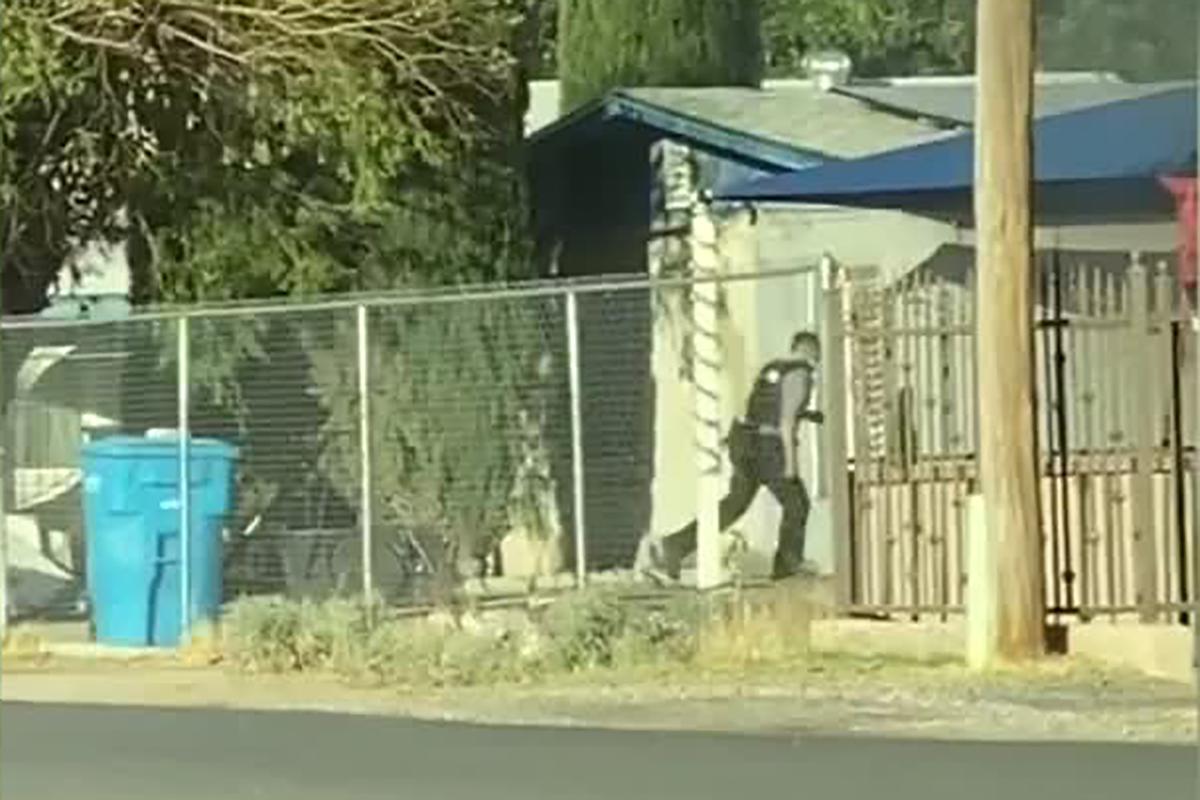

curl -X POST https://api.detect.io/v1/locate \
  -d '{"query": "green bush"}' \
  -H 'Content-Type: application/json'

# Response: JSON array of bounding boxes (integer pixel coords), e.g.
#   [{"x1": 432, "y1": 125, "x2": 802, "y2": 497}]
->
[
  {"x1": 222, "y1": 596, "x2": 372, "y2": 674},
  {"x1": 539, "y1": 589, "x2": 633, "y2": 671},
  {"x1": 539, "y1": 589, "x2": 701, "y2": 672},
  {"x1": 220, "y1": 590, "x2": 711, "y2": 686},
  {"x1": 312, "y1": 295, "x2": 560, "y2": 587},
  {"x1": 357, "y1": 621, "x2": 541, "y2": 688},
  {"x1": 613, "y1": 600, "x2": 703, "y2": 668}
]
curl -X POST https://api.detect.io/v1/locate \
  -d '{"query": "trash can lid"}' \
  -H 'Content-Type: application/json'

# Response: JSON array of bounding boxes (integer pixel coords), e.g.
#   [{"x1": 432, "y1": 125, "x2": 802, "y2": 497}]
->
[{"x1": 83, "y1": 435, "x2": 239, "y2": 460}]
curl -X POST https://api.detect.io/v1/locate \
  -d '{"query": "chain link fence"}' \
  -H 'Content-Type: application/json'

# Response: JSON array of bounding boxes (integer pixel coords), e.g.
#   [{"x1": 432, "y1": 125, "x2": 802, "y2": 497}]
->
[{"x1": 1, "y1": 267, "x2": 823, "y2": 639}]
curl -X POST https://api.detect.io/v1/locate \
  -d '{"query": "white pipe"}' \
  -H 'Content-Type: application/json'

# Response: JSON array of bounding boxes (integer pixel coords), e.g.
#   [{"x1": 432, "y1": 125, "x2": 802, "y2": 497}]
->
[
  {"x1": 809, "y1": 268, "x2": 822, "y2": 495},
  {"x1": 691, "y1": 200, "x2": 724, "y2": 590},
  {"x1": 177, "y1": 314, "x2": 191, "y2": 642},
  {"x1": 565, "y1": 291, "x2": 588, "y2": 585},
  {"x1": 357, "y1": 305, "x2": 374, "y2": 604}
]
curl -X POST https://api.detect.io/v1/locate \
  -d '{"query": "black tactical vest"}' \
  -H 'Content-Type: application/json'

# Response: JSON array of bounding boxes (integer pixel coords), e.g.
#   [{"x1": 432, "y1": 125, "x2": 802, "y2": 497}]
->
[{"x1": 743, "y1": 358, "x2": 815, "y2": 427}]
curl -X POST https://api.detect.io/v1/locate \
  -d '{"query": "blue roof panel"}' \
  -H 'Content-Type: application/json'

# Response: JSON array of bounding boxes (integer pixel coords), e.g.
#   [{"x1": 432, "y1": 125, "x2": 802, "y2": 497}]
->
[{"x1": 717, "y1": 85, "x2": 1197, "y2": 208}]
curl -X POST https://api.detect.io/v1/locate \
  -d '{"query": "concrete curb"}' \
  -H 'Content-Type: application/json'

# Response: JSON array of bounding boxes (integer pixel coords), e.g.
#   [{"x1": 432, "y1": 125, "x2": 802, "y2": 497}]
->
[
  {"x1": 1068, "y1": 623, "x2": 1196, "y2": 684},
  {"x1": 31, "y1": 642, "x2": 176, "y2": 662}
]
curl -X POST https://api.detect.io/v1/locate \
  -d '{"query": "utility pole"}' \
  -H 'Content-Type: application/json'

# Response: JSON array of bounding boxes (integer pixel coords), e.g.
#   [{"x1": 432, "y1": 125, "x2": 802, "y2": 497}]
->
[
  {"x1": 972, "y1": 0, "x2": 1044, "y2": 662},
  {"x1": 0, "y1": 0, "x2": 9, "y2": 648},
  {"x1": 1192, "y1": 3, "x2": 1199, "y2": 789}
]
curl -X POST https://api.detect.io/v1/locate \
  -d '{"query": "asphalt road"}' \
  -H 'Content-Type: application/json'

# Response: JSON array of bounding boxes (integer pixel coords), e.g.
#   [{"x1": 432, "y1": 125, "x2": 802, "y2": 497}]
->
[{"x1": 1, "y1": 702, "x2": 1194, "y2": 800}]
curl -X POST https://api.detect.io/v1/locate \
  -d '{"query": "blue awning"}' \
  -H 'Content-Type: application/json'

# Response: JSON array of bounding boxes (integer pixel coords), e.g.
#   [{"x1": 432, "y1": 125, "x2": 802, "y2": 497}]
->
[{"x1": 716, "y1": 85, "x2": 1197, "y2": 217}]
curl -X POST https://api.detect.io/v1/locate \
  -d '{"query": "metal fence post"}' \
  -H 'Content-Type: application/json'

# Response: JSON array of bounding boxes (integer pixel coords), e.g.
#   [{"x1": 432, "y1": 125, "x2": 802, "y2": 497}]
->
[
  {"x1": 1128, "y1": 255, "x2": 1159, "y2": 622},
  {"x1": 177, "y1": 313, "x2": 192, "y2": 641},
  {"x1": 565, "y1": 289, "x2": 588, "y2": 586},
  {"x1": 356, "y1": 304, "x2": 374, "y2": 605},
  {"x1": 0, "y1": 318, "x2": 8, "y2": 642},
  {"x1": 691, "y1": 198, "x2": 723, "y2": 591},
  {"x1": 0, "y1": 389, "x2": 8, "y2": 643},
  {"x1": 1194, "y1": 311, "x2": 1200, "y2": 797},
  {"x1": 807, "y1": 270, "x2": 822, "y2": 488},
  {"x1": 821, "y1": 255, "x2": 852, "y2": 608}
]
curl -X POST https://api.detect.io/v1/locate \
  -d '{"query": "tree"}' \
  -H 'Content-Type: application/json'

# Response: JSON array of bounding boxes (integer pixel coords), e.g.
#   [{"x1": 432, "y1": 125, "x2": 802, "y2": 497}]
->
[
  {"x1": 545, "y1": 0, "x2": 973, "y2": 90},
  {"x1": 557, "y1": 0, "x2": 764, "y2": 111},
  {"x1": 1, "y1": 0, "x2": 533, "y2": 309},
  {"x1": 545, "y1": 0, "x2": 1195, "y2": 87},
  {"x1": 0, "y1": 0, "x2": 558, "y2": 595},
  {"x1": 1038, "y1": 0, "x2": 1198, "y2": 81},
  {"x1": 761, "y1": 0, "x2": 974, "y2": 78}
]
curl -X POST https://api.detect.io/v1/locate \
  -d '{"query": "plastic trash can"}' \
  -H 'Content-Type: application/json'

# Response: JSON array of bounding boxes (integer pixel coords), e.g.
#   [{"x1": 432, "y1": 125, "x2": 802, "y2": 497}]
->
[{"x1": 81, "y1": 435, "x2": 238, "y2": 647}]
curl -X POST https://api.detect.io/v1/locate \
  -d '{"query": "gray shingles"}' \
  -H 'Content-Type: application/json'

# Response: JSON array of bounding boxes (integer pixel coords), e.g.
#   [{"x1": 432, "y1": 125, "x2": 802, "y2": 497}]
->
[
  {"x1": 836, "y1": 79, "x2": 1193, "y2": 126},
  {"x1": 527, "y1": 76, "x2": 1190, "y2": 163},
  {"x1": 622, "y1": 84, "x2": 948, "y2": 159}
]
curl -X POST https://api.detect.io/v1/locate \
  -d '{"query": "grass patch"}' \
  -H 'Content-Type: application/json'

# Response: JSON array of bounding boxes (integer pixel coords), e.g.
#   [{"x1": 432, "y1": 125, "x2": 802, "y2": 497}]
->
[
  {"x1": 1, "y1": 627, "x2": 49, "y2": 665},
  {"x1": 216, "y1": 584, "x2": 825, "y2": 688},
  {"x1": 222, "y1": 596, "x2": 375, "y2": 674}
]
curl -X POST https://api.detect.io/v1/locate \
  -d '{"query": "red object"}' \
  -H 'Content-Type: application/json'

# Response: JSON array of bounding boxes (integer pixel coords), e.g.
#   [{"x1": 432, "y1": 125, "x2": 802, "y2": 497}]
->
[{"x1": 1160, "y1": 175, "x2": 1197, "y2": 291}]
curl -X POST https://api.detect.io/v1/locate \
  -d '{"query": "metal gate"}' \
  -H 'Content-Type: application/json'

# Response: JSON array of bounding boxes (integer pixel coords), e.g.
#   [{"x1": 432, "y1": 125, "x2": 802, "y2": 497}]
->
[{"x1": 843, "y1": 253, "x2": 1196, "y2": 621}]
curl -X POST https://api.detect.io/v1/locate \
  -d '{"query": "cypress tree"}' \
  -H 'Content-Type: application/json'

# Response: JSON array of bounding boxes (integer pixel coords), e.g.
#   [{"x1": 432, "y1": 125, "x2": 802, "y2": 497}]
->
[{"x1": 558, "y1": 0, "x2": 764, "y2": 112}]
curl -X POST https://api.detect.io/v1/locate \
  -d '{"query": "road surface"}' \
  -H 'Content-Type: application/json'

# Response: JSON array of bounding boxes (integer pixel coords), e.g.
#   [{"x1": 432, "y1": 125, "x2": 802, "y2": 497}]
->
[{"x1": 1, "y1": 702, "x2": 1193, "y2": 800}]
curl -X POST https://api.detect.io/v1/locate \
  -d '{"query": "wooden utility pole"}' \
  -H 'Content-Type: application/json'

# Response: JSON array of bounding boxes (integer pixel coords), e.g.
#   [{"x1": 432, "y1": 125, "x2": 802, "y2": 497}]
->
[
  {"x1": 973, "y1": 0, "x2": 1044, "y2": 661},
  {"x1": 0, "y1": 0, "x2": 8, "y2": 643}
]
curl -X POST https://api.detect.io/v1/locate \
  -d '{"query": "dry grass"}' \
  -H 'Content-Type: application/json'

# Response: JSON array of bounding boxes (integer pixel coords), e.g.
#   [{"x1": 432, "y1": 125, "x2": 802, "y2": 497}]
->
[
  {"x1": 695, "y1": 582, "x2": 814, "y2": 668},
  {"x1": 2, "y1": 627, "x2": 48, "y2": 656},
  {"x1": 8, "y1": 588, "x2": 1126, "y2": 696},
  {"x1": 1, "y1": 627, "x2": 52, "y2": 669},
  {"x1": 210, "y1": 585, "x2": 828, "y2": 689},
  {"x1": 179, "y1": 621, "x2": 225, "y2": 667}
]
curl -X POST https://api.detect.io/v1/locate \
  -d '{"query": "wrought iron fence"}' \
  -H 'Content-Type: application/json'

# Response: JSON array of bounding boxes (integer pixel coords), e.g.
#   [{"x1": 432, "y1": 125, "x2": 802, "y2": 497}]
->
[{"x1": 842, "y1": 252, "x2": 1198, "y2": 622}]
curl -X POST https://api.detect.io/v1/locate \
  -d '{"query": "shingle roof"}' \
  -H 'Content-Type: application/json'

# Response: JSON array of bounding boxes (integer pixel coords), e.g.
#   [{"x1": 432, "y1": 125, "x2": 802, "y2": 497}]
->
[
  {"x1": 527, "y1": 75, "x2": 1183, "y2": 173},
  {"x1": 619, "y1": 84, "x2": 945, "y2": 160},
  {"x1": 834, "y1": 79, "x2": 1193, "y2": 126},
  {"x1": 529, "y1": 80, "x2": 951, "y2": 170},
  {"x1": 717, "y1": 84, "x2": 1197, "y2": 222}
]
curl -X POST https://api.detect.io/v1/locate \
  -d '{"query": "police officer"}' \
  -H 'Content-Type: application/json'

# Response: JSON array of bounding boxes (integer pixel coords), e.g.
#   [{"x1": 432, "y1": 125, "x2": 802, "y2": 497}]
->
[{"x1": 641, "y1": 331, "x2": 823, "y2": 583}]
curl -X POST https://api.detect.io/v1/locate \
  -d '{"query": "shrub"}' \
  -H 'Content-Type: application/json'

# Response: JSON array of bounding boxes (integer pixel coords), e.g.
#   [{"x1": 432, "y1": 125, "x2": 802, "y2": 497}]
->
[
  {"x1": 357, "y1": 620, "x2": 540, "y2": 688},
  {"x1": 539, "y1": 589, "x2": 703, "y2": 672},
  {"x1": 613, "y1": 598, "x2": 703, "y2": 668},
  {"x1": 222, "y1": 596, "x2": 372, "y2": 674},
  {"x1": 218, "y1": 586, "x2": 815, "y2": 687},
  {"x1": 539, "y1": 589, "x2": 633, "y2": 671}
]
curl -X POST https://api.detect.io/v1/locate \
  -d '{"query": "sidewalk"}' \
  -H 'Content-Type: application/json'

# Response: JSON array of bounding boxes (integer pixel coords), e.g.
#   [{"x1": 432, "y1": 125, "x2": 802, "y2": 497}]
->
[{"x1": 3, "y1": 637, "x2": 1194, "y2": 745}]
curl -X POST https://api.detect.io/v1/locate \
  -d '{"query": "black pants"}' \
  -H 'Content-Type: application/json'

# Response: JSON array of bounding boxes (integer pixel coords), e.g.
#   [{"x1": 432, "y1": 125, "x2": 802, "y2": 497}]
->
[{"x1": 660, "y1": 422, "x2": 811, "y2": 579}]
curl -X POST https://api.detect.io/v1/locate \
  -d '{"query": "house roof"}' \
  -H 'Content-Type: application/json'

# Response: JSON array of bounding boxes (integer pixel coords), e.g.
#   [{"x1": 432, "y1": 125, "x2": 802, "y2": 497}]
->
[
  {"x1": 716, "y1": 84, "x2": 1197, "y2": 221},
  {"x1": 526, "y1": 73, "x2": 1168, "y2": 174},
  {"x1": 620, "y1": 85, "x2": 946, "y2": 160},
  {"x1": 529, "y1": 80, "x2": 948, "y2": 171},
  {"x1": 837, "y1": 78, "x2": 1194, "y2": 126}
]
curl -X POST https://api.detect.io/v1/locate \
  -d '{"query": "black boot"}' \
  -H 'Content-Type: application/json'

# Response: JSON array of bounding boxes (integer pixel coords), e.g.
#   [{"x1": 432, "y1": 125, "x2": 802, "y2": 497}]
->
[{"x1": 771, "y1": 550, "x2": 804, "y2": 581}]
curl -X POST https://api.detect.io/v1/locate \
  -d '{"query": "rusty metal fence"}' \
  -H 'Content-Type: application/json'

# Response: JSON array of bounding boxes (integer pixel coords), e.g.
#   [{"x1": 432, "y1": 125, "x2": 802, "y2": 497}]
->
[{"x1": 840, "y1": 252, "x2": 1197, "y2": 621}]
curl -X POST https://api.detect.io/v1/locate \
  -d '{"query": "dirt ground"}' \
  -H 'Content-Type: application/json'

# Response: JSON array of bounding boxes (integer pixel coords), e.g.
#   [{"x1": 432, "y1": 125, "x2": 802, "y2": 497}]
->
[{"x1": 3, "y1": 646, "x2": 1195, "y2": 745}]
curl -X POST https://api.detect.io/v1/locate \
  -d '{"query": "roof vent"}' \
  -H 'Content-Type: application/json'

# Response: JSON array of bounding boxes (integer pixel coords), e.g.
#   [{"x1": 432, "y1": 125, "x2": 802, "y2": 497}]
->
[{"x1": 803, "y1": 49, "x2": 853, "y2": 92}]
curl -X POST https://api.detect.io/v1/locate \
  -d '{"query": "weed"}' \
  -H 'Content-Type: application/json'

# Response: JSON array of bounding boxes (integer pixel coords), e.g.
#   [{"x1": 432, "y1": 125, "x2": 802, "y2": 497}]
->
[
  {"x1": 1, "y1": 627, "x2": 47, "y2": 660},
  {"x1": 219, "y1": 582, "x2": 817, "y2": 688},
  {"x1": 222, "y1": 596, "x2": 372, "y2": 673}
]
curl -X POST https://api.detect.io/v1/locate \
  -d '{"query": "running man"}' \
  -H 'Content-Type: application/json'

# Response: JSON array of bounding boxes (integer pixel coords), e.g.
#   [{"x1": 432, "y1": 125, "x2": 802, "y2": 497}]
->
[{"x1": 639, "y1": 331, "x2": 823, "y2": 583}]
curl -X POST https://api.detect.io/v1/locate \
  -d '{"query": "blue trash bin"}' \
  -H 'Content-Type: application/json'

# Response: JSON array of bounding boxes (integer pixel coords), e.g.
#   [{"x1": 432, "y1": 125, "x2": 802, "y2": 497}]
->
[{"x1": 81, "y1": 435, "x2": 238, "y2": 647}]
